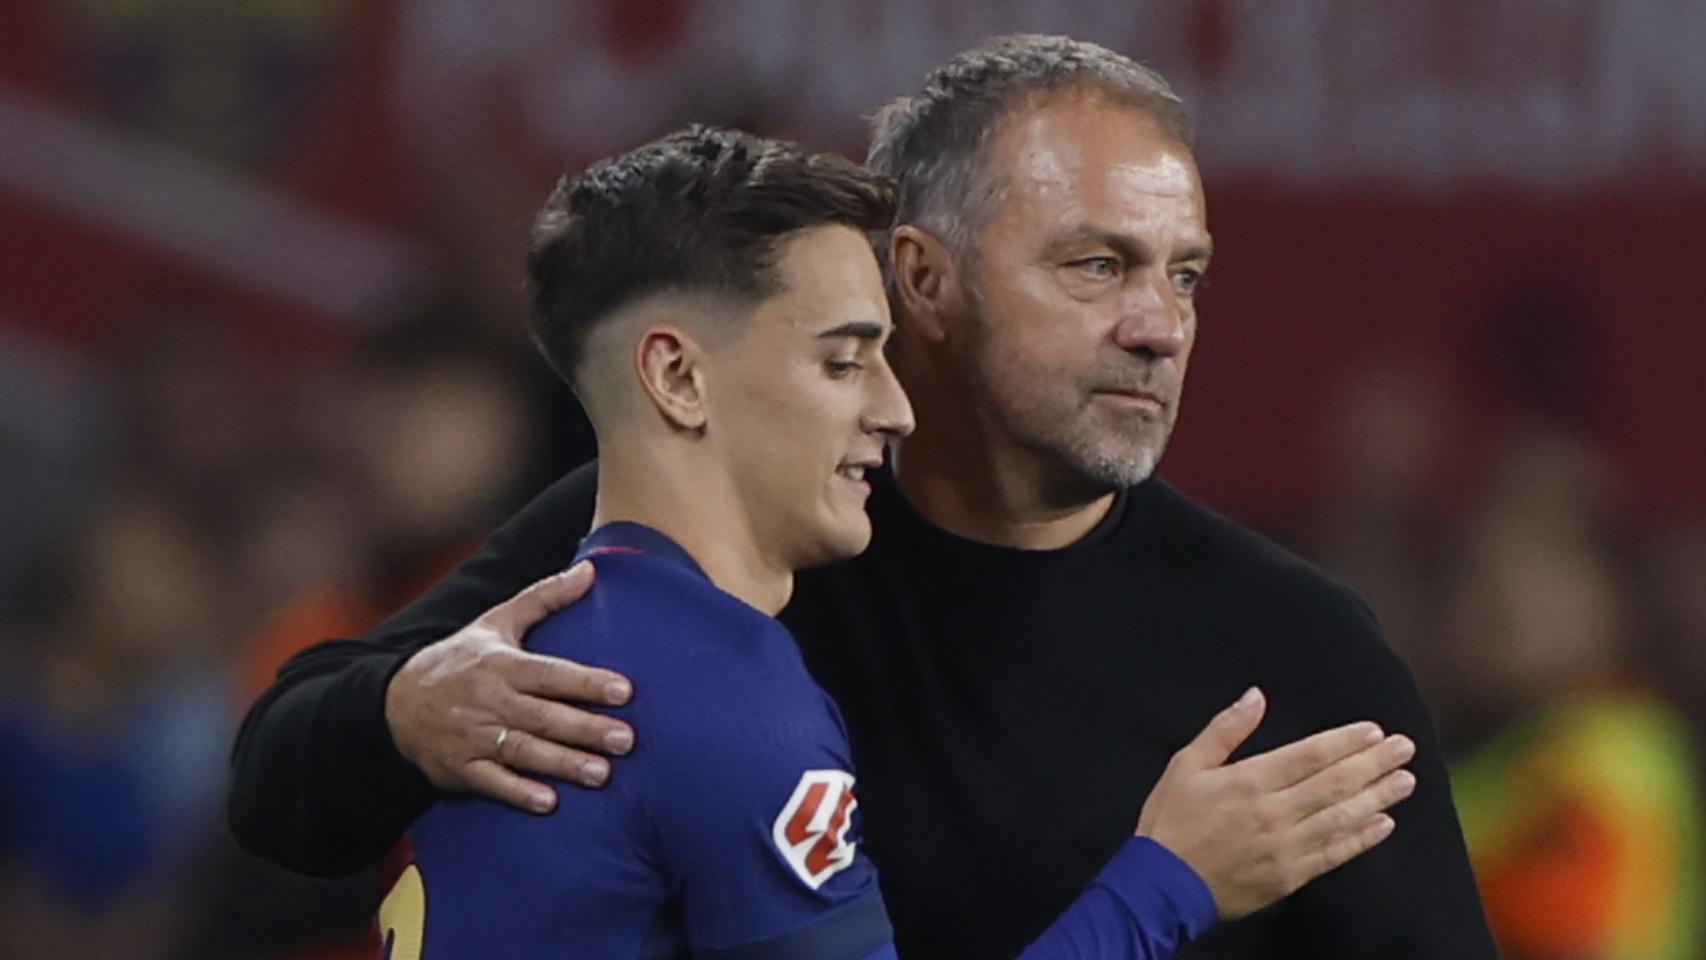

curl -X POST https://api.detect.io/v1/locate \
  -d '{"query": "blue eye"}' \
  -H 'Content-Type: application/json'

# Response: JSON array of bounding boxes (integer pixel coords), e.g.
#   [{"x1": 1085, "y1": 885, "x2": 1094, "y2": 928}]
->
[
  {"x1": 1172, "y1": 267, "x2": 1206, "y2": 296},
  {"x1": 1071, "y1": 257, "x2": 1120, "y2": 279}
]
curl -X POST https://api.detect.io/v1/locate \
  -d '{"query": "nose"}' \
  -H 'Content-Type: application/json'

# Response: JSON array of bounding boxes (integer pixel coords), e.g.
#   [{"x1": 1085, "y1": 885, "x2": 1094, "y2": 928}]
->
[
  {"x1": 1112, "y1": 271, "x2": 1188, "y2": 359},
  {"x1": 862, "y1": 357, "x2": 916, "y2": 440}
]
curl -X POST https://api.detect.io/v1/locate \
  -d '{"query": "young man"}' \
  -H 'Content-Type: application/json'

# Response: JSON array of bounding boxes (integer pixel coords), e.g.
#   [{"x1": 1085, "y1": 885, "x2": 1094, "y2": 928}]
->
[
  {"x1": 376, "y1": 126, "x2": 1409, "y2": 959},
  {"x1": 233, "y1": 36, "x2": 1493, "y2": 959}
]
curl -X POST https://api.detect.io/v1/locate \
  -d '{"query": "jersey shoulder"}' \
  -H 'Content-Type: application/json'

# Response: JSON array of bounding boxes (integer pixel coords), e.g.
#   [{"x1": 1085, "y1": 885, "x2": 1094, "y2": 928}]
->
[
  {"x1": 528, "y1": 550, "x2": 845, "y2": 757},
  {"x1": 528, "y1": 551, "x2": 804, "y2": 679}
]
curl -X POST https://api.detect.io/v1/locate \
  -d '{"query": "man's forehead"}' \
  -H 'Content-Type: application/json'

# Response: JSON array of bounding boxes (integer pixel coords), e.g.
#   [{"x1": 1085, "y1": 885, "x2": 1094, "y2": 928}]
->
[
  {"x1": 994, "y1": 96, "x2": 1201, "y2": 199},
  {"x1": 978, "y1": 102, "x2": 1206, "y2": 250}
]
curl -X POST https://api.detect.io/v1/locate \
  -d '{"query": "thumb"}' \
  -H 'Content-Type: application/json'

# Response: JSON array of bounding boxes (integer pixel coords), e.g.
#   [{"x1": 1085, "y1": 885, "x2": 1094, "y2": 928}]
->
[
  {"x1": 482, "y1": 561, "x2": 597, "y2": 642},
  {"x1": 1175, "y1": 686, "x2": 1265, "y2": 771}
]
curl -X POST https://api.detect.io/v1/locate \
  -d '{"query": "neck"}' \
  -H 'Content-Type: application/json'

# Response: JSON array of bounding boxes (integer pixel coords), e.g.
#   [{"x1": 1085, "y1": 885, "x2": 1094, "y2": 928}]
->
[
  {"x1": 592, "y1": 443, "x2": 794, "y2": 615},
  {"x1": 890, "y1": 354, "x2": 1114, "y2": 550}
]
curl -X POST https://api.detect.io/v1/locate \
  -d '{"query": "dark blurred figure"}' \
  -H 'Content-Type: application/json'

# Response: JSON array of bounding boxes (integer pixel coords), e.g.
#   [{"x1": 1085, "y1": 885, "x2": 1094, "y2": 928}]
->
[
  {"x1": 0, "y1": 331, "x2": 110, "y2": 634},
  {"x1": 1639, "y1": 527, "x2": 1706, "y2": 746},
  {"x1": 0, "y1": 494, "x2": 229, "y2": 960},
  {"x1": 186, "y1": 320, "x2": 545, "y2": 960},
  {"x1": 1311, "y1": 359, "x2": 1459, "y2": 708},
  {"x1": 233, "y1": 319, "x2": 540, "y2": 702},
  {"x1": 1445, "y1": 432, "x2": 1703, "y2": 960}
]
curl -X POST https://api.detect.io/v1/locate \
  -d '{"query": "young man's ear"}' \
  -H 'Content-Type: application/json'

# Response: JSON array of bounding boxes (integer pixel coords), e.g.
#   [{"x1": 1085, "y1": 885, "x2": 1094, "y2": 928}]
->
[
  {"x1": 634, "y1": 325, "x2": 708, "y2": 431},
  {"x1": 889, "y1": 225, "x2": 966, "y2": 343}
]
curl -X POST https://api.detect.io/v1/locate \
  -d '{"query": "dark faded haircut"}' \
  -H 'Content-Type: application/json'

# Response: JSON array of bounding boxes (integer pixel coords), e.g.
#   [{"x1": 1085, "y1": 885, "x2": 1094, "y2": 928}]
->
[
  {"x1": 529, "y1": 125, "x2": 895, "y2": 389},
  {"x1": 867, "y1": 34, "x2": 1193, "y2": 261}
]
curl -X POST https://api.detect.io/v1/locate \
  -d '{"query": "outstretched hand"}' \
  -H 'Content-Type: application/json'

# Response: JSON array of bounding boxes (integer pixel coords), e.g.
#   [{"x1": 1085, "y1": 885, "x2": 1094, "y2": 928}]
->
[
  {"x1": 385, "y1": 561, "x2": 636, "y2": 813},
  {"x1": 1137, "y1": 687, "x2": 1416, "y2": 920}
]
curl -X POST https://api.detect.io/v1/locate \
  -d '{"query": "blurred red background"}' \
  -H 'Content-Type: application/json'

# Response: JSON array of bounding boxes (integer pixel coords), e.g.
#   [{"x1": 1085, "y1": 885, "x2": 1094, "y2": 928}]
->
[{"x1": 2, "y1": 3, "x2": 1702, "y2": 958}]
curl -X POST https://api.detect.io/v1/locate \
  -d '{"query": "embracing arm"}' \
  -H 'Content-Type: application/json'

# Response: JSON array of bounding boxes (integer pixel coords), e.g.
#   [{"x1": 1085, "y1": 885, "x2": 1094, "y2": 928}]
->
[{"x1": 227, "y1": 463, "x2": 615, "y2": 876}]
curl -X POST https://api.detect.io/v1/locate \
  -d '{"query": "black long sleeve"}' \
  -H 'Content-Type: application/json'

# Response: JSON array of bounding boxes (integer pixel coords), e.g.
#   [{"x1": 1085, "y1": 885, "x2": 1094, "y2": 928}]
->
[
  {"x1": 228, "y1": 464, "x2": 1494, "y2": 957},
  {"x1": 226, "y1": 464, "x2": 599, "y2": 877}
]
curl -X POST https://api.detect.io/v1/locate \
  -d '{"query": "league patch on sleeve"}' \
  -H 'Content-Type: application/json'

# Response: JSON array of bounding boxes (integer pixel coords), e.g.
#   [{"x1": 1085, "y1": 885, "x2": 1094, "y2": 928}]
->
[{"x1": 772, "y1": 769, "x2": 858, "y2": 890}]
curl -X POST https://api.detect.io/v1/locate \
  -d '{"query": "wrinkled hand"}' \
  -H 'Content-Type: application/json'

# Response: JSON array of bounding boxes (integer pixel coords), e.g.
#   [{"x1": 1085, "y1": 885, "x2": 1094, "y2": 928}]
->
[
  {"x1": 1137, "y1": 687, "x2": 1416, "y2": 920},
  {"x1": 385, "y1": 561, "x2": 636, "y2": 814}
]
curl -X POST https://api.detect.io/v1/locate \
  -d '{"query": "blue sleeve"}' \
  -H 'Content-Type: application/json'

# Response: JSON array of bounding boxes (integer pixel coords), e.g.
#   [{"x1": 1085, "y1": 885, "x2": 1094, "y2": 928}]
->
[
  {"x1": 1012, "y1": 838, "x2": 1217, "y2": 960},
  {"x1": 851, "y1": 837, "x2": 1216, "y2": 960},
  {"x1": 643, "y1": 635, "x2": 892, "y2": 960}
]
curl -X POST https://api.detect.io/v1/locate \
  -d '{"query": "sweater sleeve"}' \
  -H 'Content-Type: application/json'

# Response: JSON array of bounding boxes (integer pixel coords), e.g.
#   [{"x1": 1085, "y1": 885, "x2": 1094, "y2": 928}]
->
[
  {"x1": 1277, "y1": 592, "x2": 1499, "y2": 958},
  {"x1": 226, "y1": 463, "x2": 599, "y2": 876}
]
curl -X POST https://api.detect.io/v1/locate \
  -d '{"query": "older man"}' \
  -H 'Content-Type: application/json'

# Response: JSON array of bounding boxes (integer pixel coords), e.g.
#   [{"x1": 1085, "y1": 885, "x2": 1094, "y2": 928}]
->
[{"x1": 231, "y1": 35, "x2": 1494, "y2": 959}]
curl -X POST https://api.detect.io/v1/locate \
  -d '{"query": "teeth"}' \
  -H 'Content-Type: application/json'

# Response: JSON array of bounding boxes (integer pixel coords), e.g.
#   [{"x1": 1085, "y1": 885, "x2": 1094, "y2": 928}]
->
[{"x1": 838, "y1": 466, "x2": 866, "y2": 479}]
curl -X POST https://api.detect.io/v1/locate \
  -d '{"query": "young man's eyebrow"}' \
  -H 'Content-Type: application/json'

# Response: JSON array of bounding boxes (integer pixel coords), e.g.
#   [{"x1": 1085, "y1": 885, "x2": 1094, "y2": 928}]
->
[{"x1": 816, "y1": 321, "x2": 888, "y2": 341}]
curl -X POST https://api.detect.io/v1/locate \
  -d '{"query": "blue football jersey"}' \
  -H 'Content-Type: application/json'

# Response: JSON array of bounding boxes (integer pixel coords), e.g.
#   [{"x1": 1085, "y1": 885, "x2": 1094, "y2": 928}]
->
[
  {"x1": 391, "y1": 522, "x2": 892, "y2": 959},
  {"x1": 381, "y1": 521, "x2": 1217, "y2": 960}
]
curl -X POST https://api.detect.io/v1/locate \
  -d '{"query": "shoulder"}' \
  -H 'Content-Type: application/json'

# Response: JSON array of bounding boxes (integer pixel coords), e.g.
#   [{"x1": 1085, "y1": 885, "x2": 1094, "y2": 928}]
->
[
  {"x1": 527, "y1": 556, "x2": 839, "y2": 754},
  {"x1": 528, "y1": 551, "x2": 787, "y2": 666},
  {"x1": 1147, "y1": 479, "x2": 1376, "y2": 631},
  {"x1": 1141, "y1": 480, "x2": 1422, "y2": 723}
]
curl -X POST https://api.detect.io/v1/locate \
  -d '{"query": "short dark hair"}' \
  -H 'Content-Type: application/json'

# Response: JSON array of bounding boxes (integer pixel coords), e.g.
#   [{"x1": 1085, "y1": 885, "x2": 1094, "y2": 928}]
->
[
  {"x1": 528, "y1": 125, "x2": 896, "y2": 388},
  {"x1": 867, "y1": 34, "x2": 1192, "y2": 261}
]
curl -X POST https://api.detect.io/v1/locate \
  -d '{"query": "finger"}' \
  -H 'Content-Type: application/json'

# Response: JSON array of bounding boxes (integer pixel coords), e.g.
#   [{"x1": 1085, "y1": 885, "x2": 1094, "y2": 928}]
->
[
  {"x1": 461, "y1": 758, "x2": 559, "y2": 815},
  {"x1": 1172, "y1": 686, "x2": 1266, "y2": 771},
  {"x1": 1292, "y1": 765, "x2": 1417, "y2": 846},
  {"x1": 481, "y1": 561, "x2": 598, "y2": 640},
  {"x1": 1277, "y1": 734, "x2": 1415, "y2": 822},
  {"x1": 505, "y1": 688, "x2": 635, "y2": 755},
  {"x1": 503, "y1": 649, "x2": 633, "y2": 709},
  {"x1": 1304, "y1": 813, "x2": 1397, "y2": 884},
  {"x1": 1234, "y1": 720, "x2": 1386, "y2": 791},
  {"x1": 494, "y1": 725, "x2": 613, "y2": 789}
]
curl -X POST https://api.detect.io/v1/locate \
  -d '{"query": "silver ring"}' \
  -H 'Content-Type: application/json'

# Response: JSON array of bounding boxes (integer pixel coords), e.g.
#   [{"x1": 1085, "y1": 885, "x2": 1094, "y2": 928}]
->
[{"x1": 495, "y1": 727, "x2": 511, "y2": 755}]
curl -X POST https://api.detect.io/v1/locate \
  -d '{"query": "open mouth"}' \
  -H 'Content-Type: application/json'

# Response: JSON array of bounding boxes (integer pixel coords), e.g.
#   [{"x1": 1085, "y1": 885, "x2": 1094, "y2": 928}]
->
[{"x1": 835, "y1": 465, "x2": 869, "y2": 482}]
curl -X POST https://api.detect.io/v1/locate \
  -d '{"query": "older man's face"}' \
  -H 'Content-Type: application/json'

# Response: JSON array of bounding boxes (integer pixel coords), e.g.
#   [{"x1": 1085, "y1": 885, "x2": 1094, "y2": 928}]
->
[{"x1": 960, "y1": 93, "x2": 1211, "y2": 499}]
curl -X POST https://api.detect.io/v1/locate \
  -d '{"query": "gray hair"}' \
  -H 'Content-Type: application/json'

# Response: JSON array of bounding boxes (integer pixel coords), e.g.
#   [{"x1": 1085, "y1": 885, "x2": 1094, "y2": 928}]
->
[{"x1": 867, "y1": 34, "x2": 1193, "y2": 264}]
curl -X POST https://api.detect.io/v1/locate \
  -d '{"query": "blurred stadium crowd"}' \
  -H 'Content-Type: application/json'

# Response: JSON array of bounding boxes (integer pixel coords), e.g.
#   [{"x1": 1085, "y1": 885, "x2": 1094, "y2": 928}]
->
[{"x1": 2, "y1": 2, "x2": 1705, "y2": 959}]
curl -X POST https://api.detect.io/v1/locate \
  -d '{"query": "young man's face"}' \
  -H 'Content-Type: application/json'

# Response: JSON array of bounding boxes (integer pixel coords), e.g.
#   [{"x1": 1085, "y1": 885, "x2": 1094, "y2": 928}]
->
[
  {"x1": 957, "y1": 94, "x2": 1212, "y2": 498},
  {"x1": 707, "y1": 224, "x2": 914, "y2": 571}
]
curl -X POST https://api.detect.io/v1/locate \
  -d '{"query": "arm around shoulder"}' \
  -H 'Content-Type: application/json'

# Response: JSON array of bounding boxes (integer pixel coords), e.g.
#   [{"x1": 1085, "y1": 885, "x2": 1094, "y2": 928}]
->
[{"x1": 226, "y1": 464, "x2": 598, "y2": 876}]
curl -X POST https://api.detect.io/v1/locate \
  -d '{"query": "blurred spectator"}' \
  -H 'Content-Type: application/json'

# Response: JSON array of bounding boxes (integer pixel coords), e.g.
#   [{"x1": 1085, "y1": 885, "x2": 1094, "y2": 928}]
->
[
  {"x1": 1445, "y1": 432, "x2": 1704, "y2": 960},
  {"x1": 235, "y1": 318, "x2": 542, "y2": 701},
  {"x1": 0, "y1": 328, "x2": 109, "y2": 629},
  {"x1": 0, "y1": 494, "x2": 229, "y2": 960},
  {"x1": 1637, "y1": 527, "x2": 1706, "y2": 731},
  {"x1": 1310, "y1": 359, "x2": 1458, "y2": 711},
  {"x1": 105, "y1": 317, "x2": 276, "y2": 514}
]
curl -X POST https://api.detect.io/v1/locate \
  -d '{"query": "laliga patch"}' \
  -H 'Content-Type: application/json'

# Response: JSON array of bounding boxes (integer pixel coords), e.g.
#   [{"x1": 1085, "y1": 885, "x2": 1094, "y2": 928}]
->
[{"x1": 772, "y1": 769, "x2": 858, "y2": 890}]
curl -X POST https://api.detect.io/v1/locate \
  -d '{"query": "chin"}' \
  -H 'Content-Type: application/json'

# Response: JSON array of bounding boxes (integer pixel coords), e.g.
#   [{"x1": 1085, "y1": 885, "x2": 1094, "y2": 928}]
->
[
  {"x1": 1074, "y1": 431, "x2": 1167, "y2": 487},
  {"x1": 796, "y1": 518, "x2": 872, "y2": 570}
]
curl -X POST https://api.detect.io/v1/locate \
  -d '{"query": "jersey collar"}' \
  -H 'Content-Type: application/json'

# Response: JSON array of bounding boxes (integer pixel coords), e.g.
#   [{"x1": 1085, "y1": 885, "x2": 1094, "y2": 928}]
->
[{"x1": 575, "y1": 521, "x2": 708, "y2": 579}]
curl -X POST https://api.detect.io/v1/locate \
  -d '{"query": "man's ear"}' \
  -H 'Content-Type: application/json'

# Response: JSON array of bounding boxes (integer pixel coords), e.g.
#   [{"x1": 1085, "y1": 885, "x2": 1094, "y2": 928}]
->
[
  {"x1": 634, "y1": 325, "x2": 708, "y2": 431},
  {"x1": 889, "y1": 225, "x2": 966, "y2": 343}
]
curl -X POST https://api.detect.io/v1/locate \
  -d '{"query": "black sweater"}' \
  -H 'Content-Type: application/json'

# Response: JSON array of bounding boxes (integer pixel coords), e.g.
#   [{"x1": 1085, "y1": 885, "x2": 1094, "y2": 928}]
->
[{"x1": 229, "y1": 465, "x2": 1495, "y2": 959}]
